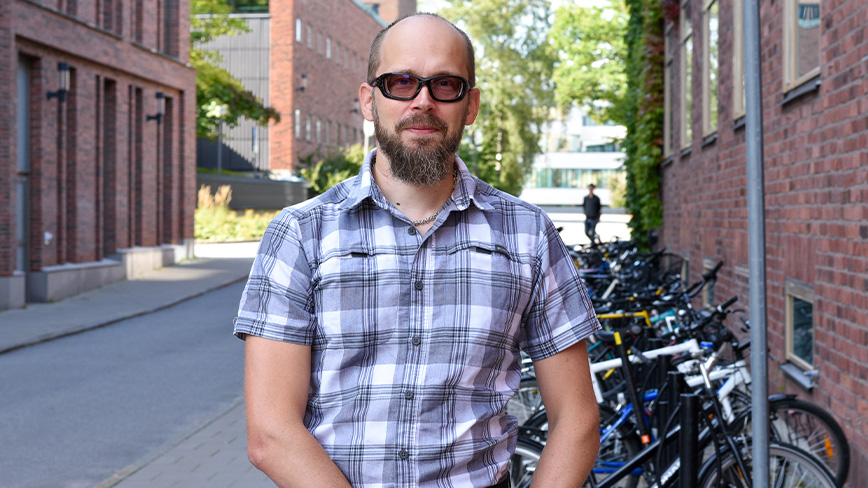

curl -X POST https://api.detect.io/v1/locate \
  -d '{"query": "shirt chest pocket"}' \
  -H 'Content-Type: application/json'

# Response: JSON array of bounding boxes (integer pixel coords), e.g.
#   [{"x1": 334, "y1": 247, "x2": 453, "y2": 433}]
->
[
  {"x1": 440, "y1": 241, "x2": 534, "y2": 336},
  {"x1": 313, "y1": 247, "x2": 404, "y2": 346}
]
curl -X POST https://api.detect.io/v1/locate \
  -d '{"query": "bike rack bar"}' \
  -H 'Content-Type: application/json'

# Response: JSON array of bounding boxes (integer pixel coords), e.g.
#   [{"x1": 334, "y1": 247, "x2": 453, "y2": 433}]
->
[{"x1": 679, "y1": 393, "x2": 699, "y2": 488}]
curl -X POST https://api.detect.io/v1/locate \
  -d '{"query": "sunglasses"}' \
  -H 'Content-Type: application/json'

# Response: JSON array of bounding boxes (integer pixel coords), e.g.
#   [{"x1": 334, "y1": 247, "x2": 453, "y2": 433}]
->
[{"x1": 371, "y1": 72, "x2": 470, "y2": 103}]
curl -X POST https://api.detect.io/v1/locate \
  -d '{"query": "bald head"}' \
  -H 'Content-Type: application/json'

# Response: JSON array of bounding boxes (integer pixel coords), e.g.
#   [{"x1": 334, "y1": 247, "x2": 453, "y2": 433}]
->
[{"x1": 366, "y1": 13, "x2": 476, "y2": 88}]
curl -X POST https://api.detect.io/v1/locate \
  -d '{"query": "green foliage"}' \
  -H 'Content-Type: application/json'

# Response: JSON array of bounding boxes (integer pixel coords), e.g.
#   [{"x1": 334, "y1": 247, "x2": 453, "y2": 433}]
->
[
  {"x1": 191, "y1": 0, "x2": 280, "y2": 139},
  {"x1": 195, "y1": 185, "x2": 279, "y2": 241},
  {"x1": 298, "y1": 144, "x2": 367, "y2": 197},
  {"x1": 622, "y1": 0, "x2": 665, "y2": 248},
  {"x1": 550, "y1": 0, "x2": 629, "y2": 125},
  {"x1": 439, "y1": 0, "x2": 556, "y2": 196}
]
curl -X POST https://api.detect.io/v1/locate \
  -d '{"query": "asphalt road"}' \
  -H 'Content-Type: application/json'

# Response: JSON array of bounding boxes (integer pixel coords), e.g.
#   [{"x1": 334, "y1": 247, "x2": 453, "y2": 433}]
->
[{"x1": 0, "y1": 282, "x2": 247, "y2": 488}]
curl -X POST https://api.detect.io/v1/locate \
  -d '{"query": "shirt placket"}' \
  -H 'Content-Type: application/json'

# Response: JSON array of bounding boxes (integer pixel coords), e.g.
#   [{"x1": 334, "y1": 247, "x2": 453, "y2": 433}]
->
[{"x1": 396, "y1": 222, "x2": 430, "y2": 485}]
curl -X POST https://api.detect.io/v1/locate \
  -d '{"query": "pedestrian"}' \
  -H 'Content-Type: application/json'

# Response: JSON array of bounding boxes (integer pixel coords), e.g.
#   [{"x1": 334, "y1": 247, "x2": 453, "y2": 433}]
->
[
  {"x1": 234, "y1": 13, "x2": 600, "y2": 488},
  {"x1": 582, "y1": 183, "x2": 602, "y2": 242}
]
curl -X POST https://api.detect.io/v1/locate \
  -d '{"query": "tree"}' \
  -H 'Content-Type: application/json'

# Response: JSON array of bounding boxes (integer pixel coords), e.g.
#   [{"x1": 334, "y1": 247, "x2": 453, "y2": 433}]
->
[
  {"x1": 191, "y1": 0, "x2": 279, "y2": 139},
  {"x1": 550, "y1": 0, "x2": 629, "y2": 126},
  {"x1": 439, "y1": 0, "x2": 556, "y2": 196}
]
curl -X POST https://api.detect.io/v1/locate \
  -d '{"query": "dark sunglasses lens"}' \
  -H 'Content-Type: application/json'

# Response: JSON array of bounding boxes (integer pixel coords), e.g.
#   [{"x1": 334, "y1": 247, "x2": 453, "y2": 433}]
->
[
  {"x1": 429, "y1": 76, "x2": 465, "y2": 101},
  {"x1": 383, "y1": 74, "x2": 420, "y2": 99}
]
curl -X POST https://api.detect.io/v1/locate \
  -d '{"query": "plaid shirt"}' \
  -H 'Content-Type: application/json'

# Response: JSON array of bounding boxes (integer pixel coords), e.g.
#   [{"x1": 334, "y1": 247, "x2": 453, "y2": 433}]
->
[{"x1": 234, "y1": 150, "x2": 600, "y2": 487}]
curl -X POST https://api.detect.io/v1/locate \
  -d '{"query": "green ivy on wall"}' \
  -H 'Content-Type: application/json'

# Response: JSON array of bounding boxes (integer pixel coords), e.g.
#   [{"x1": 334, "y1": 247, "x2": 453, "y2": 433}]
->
[{"x1": 622, "y1": 0, "x2": 665, "y2": 249}]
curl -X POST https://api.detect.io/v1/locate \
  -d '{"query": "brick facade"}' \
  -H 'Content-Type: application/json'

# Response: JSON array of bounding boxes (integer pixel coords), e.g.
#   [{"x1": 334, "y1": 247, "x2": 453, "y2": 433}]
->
[
  {"x1": 661, "y1": 1, "x2": 867, "y2": 485},
  {"x1": 269, "y1": 0, "x2": 412, "y2": 173},
  {"x1": 0, "y1": 0, "x2": 196, "y2": 307}
]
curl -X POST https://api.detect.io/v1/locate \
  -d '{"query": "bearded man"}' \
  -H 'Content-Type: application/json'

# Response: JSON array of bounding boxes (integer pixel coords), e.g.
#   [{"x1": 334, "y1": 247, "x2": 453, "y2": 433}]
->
[{"x1": 235, "y1": 13, "x2": 601, "y2": 488}]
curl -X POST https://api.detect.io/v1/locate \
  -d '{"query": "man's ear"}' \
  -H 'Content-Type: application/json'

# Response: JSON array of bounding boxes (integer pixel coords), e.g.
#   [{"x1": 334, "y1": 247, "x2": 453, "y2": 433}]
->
[
  {"x1": 360, "y1": 84, "x2": 375, "y2": 122},
  {"x1": 464, "y1": 88, "x2": 481, "y2": 126}
]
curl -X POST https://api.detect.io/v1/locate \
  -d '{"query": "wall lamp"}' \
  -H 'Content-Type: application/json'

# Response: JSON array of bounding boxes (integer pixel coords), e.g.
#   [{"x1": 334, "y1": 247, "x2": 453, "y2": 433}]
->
[
  {"x1": 350, "y1": 98, "x2": 360, "y2": 113},
  {"x1": 296, "y1": 74, "x2": 308, "y2": 92},
  {"x1": 46, "y1": 62, "x2": 70, "y2": 102},
  {"x1": 146, "y1": 92, "x2": 165, "y2": 123}
]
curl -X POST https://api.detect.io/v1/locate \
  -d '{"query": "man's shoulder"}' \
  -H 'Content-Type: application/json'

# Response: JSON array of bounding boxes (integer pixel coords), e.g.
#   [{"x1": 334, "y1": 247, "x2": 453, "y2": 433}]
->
[
  {"x1": 472, "y1": 177, "x2": 549, "y2": 216},
  {"x1": 282, "y1": 176, "x2": 359, "y2": 221}
]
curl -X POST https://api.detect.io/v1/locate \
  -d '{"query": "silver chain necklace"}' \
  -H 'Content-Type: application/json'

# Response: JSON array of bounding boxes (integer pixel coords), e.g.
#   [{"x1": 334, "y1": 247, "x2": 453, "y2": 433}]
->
[{"x1": 411, "y1": 169, "x2": 458, "y2": 226}]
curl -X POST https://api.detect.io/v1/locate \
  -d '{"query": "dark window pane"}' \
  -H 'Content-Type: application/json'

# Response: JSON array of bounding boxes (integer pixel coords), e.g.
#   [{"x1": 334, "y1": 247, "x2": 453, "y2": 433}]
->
[{"x1": 792, "y1": 297, "x2": 813, "y2": 365}]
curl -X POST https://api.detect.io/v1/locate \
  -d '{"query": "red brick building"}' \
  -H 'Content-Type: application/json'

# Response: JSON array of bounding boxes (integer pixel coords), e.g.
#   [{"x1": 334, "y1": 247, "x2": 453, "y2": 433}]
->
[
  {"x1": 0, "y1": 0, "x2": 197, "y2": 308},
  {"x1": 269, "y1": 0, "x2": 416, "y2": 174},
  {"x1": 661, "y1": 0, "x2": 867, "y2": 484}
]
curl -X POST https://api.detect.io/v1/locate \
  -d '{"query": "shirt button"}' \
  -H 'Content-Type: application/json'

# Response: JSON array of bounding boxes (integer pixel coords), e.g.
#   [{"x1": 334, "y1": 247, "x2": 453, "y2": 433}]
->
[
  {"x1": 404, "y1": 390, "x2": 414, "y2": 399},
  {"x1": 414, "y1": 280, "x2": 423, "y2": 290},
  {"x1": 411, "y1": 336, "x2": 421, "y2": 346},
  {"x1": 408, "y1": 227, "x2": 416, "y2": 235},
  {"x1": 399, "y1": 449, "x2": 409, "y2": 460}
]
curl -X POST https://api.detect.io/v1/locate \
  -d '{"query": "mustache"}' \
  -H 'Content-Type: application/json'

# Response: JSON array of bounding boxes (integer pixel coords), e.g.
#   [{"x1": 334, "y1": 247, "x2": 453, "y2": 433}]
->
[{"x1": 395, "y1": 113, "x2": 448, "y2": 133}]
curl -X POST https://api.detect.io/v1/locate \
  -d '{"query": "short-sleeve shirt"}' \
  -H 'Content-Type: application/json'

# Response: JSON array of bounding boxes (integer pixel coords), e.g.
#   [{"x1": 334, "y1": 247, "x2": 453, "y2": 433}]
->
[{"x1": 234, "y1": 150, "x2": 600, "y2": 487}]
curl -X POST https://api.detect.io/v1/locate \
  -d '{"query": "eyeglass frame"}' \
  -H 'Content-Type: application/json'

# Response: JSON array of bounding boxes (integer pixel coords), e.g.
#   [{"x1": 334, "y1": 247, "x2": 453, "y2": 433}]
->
[{"x1": 370, "y1": 72, "x2": 471, "y2": 103}]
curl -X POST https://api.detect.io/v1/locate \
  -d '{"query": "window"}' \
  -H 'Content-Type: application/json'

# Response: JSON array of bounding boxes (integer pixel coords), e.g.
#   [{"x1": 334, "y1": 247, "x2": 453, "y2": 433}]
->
[
  {"x1": 306, "y1": 114, "x2": 311, "y2": 141},
  {"x1": 296, "y1": 18, "x2": 302, "y2": 42},
  {"x1": 327, "y1": 37, "x2": 332, "y2": 59},
  {"x1": 680, "y1": 1, "x2": 694, "y2": 148},
  {"x1": 294, "y1": 109, "x2": 301, "y2": 139},
  {"x1": 664, "y1": 25, "x2": 675, "y2": 156},
  {"x1": 316, "y1": 117, "x2": 322, "y2": 144},
  {"x1": 783, "y1": 0, "x2": 821, "y2": 90},
  {"x1": 702, "y1": 0, "x2": 719, "y2": 135},
  {"x1": 307, "y1": 24, "x2": 313, "y2": 48},
  {"x1": 732, "y1": 0, "x2": 745, "y2": 118},
  {"x1": 785, "y1": 280, "x2": 815, "y2": 370}
]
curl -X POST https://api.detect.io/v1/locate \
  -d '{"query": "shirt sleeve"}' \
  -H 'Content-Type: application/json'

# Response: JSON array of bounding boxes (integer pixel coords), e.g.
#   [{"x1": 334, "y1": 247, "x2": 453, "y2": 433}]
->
[
  {"x1": 233, "y1": 210, "x2": 318, "y2": 344},
  {"x1": 519, "y1": 215, "x2": 601, "y2": 361}
]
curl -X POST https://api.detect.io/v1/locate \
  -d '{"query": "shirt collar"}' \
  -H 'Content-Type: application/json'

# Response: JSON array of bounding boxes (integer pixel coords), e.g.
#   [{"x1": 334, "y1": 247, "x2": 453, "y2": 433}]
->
[{"x1": 341, "y1": 148, "x2": 494, "y2": 213}]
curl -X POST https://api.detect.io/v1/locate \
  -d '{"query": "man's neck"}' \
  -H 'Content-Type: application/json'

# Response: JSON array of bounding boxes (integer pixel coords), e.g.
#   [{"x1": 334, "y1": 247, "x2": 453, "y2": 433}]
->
[{"x1": 372, "y1": 152, "x2": 456, "y2": 233}]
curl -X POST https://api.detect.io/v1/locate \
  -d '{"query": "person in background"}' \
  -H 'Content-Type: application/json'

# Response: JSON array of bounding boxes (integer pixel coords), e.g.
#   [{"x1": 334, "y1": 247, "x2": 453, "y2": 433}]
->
[
  {"x1": 582, "y1": 183, "x2": 602, "y2": 242},
  {"x1": 235, "y1": 13, "x2": 600, "y2": 488}
]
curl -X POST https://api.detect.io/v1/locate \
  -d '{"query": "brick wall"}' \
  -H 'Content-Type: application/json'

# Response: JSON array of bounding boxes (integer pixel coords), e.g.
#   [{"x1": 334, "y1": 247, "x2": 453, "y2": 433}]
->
[
  {"x1": 661, "y1": 0, "x2": 868, "y2": 485},
  {"x1": 269, "y1": 0, "x2": 388, "y2": 172},
  {"x1": 1, "y1": 0, "x2": 195, "y2": 298}
]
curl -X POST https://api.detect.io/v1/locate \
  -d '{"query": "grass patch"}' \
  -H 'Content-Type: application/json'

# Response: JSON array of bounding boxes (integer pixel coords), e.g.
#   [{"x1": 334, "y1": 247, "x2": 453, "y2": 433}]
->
[{"x1": 195, "y1": 184, "x2": 279, "y2": 241}]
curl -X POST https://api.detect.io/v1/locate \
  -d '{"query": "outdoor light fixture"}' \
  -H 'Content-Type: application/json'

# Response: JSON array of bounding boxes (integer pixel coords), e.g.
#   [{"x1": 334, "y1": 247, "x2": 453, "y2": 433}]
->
[
  {"x1": 350, "y1": 98, "x2": 360, "y2": 113},
  {"x1": 146, "y1": 92, "x2": 165, "y2": 123},
  {"x1": 296, "y1": 74, "x2": 308, "y2": 92},
  {"x1": 46, "y1": 62, "x2": 70, "y2": 101}
]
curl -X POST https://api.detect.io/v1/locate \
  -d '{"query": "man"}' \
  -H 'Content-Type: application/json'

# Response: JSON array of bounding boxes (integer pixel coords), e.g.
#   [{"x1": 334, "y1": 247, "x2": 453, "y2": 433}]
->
[
  {"x1": 235, "y1": 14, "x2": 600, "y2": 487},
  {"x1": 582, "y1": 184, "x2": 602, "y2": 242}
]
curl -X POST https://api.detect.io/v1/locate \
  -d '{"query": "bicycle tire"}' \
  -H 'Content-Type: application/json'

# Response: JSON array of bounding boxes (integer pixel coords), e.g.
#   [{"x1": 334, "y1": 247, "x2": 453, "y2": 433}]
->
[
  {"x1": 726, "y1": 393, "x2": 850, "y2": 486},
  {"x1": 697, "y1": 442, "x2": 838, "y2": 488},
  {"x1": 510, "y1": 436, "x2": 543, "y2": 488}
]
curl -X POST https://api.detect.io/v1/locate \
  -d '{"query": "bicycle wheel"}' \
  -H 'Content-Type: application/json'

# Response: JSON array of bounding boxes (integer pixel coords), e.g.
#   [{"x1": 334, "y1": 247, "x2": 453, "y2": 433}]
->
[
  {"x1": 523, "y1": 405, "x2": 643, "y2": 488},
  {"x1": 506, "y1": 377, "x2": 543, "y2": 427},
  {"x1": 510, "y1": 436, "x2": 543, "y2": 488},
  {"x1": 725, "y1": 393, "x2": 850, "y2": 487},
  {"x1": 697, "y1": 442, "x2": 837, "y2": 488}
]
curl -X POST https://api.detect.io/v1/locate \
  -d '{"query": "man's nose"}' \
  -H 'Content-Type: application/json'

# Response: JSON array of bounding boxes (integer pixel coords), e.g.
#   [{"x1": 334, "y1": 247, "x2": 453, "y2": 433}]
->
[{"x1": 409, "y1": 82, "x2": 437, "y2": 110}]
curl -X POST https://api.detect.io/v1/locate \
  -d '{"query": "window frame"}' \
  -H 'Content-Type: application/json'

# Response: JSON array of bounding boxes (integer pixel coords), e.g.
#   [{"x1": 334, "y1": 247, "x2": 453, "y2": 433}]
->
[
  {"x1": 701, "y1": 0, "x2": 719, "y2": 136},
  {"x1": 296, "y1": 17, "x2": 302, "y2": 43},
  {"x1": 785, "y1": 279, "x2": 815, "y2": 371},
  {"x1": 679, "y1": 1, "x2": 694, "y2": 149},
  {"x1": 664, "y1": 24, "x2": 675, "y2": 157},
  {"x1": 732, "y1": 0, "x2": 745, "y2": 119},
  {"x1": 294, "y1": 109, "x2": 301, "y2": 139},
  {"x1": 783, "y1": 0, "x2": 821, "y2": 92}
]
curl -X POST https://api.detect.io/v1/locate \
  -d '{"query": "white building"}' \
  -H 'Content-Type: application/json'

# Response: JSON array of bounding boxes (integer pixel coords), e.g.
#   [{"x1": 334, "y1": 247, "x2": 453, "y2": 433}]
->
[{"x1": 519, "y1": 105, "x2": 626, "y2": 207}]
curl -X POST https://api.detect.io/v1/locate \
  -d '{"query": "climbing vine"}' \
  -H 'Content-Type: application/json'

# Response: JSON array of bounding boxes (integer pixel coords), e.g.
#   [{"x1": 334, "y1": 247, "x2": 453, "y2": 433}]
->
[{"x1": 622, "y1": 0, "x2": 665, "y2": 248}]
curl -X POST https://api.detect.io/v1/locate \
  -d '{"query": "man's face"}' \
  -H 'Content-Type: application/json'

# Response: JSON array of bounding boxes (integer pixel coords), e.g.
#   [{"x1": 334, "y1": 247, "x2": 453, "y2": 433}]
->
[{"x1": 360, "y1": 17, "x2": 480, "y2": 187}]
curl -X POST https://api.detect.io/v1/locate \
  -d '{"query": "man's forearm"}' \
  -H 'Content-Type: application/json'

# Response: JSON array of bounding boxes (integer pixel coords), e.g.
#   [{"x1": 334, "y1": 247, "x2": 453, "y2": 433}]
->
[
  {"x1": 529, "y1": 418, "x2": 599, "y2": 487},
  {"x1": 248, "y1": 421, "x2": 352, "y2": 488}
]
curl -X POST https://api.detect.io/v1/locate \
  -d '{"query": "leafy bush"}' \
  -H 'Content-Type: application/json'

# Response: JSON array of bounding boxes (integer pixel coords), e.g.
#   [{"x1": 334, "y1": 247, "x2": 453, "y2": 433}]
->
[
  {"x1": 195, "y1": 184, "x2": 278, "y2": 241},
  {"x1": 298, "y1": 144, "x2": 366, "y2": 196}
]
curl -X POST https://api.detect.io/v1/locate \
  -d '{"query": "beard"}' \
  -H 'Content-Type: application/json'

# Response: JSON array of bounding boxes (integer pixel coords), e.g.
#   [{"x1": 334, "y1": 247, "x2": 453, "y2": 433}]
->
[{"x1": 373, "y1": 99, "x2": 467, "y2": 187}]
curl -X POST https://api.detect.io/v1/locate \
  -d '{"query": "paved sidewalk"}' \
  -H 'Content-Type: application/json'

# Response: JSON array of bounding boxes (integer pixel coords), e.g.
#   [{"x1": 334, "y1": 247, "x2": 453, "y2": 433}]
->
[{"x1": 0, "y1": 241, "x2": 273, "y2": 487}]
